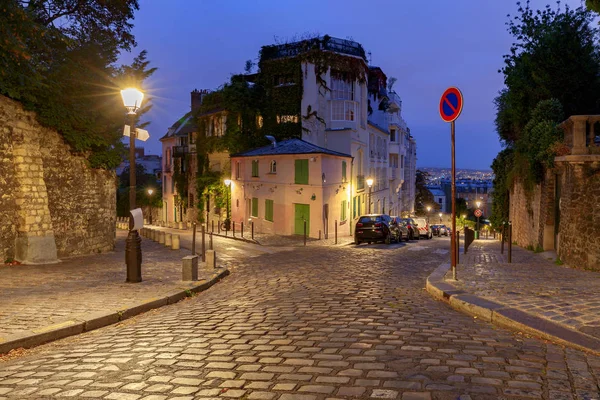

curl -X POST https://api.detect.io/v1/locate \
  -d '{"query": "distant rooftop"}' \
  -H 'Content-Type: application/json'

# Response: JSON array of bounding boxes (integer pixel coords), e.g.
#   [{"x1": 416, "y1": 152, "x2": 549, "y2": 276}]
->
[
  {"x1": 231, "y1": 138, "x2": 351, "y2": 158},
  {"x1": 260, "y1": 35, "x2": 367, "y2": 62}
]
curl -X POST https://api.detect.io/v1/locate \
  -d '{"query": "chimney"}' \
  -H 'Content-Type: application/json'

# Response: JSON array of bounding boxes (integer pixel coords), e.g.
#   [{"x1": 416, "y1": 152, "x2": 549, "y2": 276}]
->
[{"x1": 191, "y1": 89, "x2": 202, "y2": 112}]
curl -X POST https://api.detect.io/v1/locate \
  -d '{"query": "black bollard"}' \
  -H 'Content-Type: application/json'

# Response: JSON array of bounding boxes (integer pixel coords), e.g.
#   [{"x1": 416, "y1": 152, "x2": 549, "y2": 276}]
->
[
  {"x1": 241, "y1": 222, "x2": 244, "y2": 238},
  {"x1": 508, "y1": 222, "x2": 512, "y2": 263},
  {"x1": 201, "y1": 224, "x2": 206, "y2": 262},
  {"x1": 304, "y1": 220, "x2": 307, "y2": 246},
  {"x1": 251, "y1": 221, "x2": 254, "y2": 240},
  {"x1": 335, "y1": 220, "x2": 338, "y2": 245},
  {"x1": 192, "y1": 222, "x2": 197, "y2": 255}
]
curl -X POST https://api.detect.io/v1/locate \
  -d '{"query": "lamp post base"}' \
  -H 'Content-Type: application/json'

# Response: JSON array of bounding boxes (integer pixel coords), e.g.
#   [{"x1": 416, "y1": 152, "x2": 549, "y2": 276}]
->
[{"x1": 125, "y1": 230, "x2": 142, "y2": 283}]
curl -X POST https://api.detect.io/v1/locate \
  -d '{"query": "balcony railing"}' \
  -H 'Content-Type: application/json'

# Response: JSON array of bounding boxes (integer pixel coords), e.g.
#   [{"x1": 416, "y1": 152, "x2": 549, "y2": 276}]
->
[
  {"x1": 173, "y1": 145, "x2": 188, "y2": 158},
  {"x1": 356, "y1": 175, "x2": 365, "y2": 191},
  {"x1": 261, "y1": 36, "x2": 367, "y2": 62}
]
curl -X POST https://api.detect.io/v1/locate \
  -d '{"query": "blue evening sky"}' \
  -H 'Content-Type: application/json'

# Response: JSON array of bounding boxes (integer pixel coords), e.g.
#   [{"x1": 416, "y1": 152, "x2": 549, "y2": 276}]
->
[{"x1": 121, "y1": 0, "x2": 585, "y2": 170}]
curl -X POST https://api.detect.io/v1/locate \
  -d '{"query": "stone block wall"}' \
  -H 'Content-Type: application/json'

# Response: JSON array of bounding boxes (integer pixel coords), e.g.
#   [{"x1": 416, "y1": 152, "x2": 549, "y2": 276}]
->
[
  {"x1": 0, "y1": 95, "x2": 116, "y2": 263},
  {"x1": 556, "y1": 159, "x2": 600, "y2": 271},
  {"x1": 509, "y1": 178, "x2": 548, "y2": 249}
]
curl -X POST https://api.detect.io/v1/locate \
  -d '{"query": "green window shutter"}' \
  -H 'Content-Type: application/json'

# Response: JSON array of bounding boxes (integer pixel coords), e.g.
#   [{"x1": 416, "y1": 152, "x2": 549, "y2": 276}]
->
[
  {"x1": 295, "y1": 159, "x2": 308, "y2": 184},
  {"x1": 265, "y1": 199, "x2": 274, "y2": 222},
  {"x1": 252, "y1": 160, "x2": 259, "y2": 177},
  {"x1": 341, "y1": 200, "x2": 347, "y2": 221},
  {"x1": 353, "y1": 196, "x2": 357, "y2": 219},
  {"x1": 342, "y1": 161, "x2": 347, "y2": 182},
  {"x1": 252, "y1": 197, "x2": 258, "y2": 217}
]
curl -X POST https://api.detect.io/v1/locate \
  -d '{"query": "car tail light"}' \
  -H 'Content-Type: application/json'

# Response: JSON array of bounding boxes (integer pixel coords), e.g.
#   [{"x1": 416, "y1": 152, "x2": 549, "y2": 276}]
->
[
  {"x1": 357, "y1": 223, "x2": 363, "y2": 227},
  {"x1": 374, "y1": 223, "x2": 382, "y2": 227}
]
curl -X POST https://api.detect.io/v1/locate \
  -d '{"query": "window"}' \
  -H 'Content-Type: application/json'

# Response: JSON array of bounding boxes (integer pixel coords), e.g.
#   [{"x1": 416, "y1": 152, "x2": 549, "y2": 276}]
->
[
  {"x1": 342, "y1": 161, "x2": 347, "y2": 182},
  {"x1": 252, "y1": 197, "x2": 258, "y2": 217},
  {"x1": 171, "y1": 176, "x2": 175, "y2": 193},
  {"x1": 294, "y1": 159, "x2": 309, "y2": 184},
  {"x1": 235, "y1": 161, "x2": 240, "y2": 179},
  {"x1": 331, "y1": 100, "x2": 356, "y2": 121},
  {"x1": 252, "y1": 160, "x2": 259, "y2": 177},
  {"x1": 341, "y1": 200, "x2": 347, "y2": 222},
  {"x1": 269, "y1": 160, "x2": 277, "y2": 174},
  {"x1": 265, "y1": 199, "x2": 274, "y2": 222},
  {"x1": 331, "y1": 77, "x2": 354, "y2": 100},
  {"x1": 390, "y1": 129, "x2": 396, "y2": 142}
]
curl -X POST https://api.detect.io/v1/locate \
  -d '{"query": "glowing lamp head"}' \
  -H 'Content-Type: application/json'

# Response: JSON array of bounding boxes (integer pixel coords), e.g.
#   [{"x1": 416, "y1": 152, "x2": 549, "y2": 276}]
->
[
  {"x1": 147, "y1": 189, "x2": 154, "y2": 196},
  {"x1": 366, "y1": 178, "x2": 374, "y2": 188},
  {"x1": 121, "y1": 88, "x2": 144, "y2": 114},
  {"x1": 427, "y1": 206, "x2": 431, "y2": 212},
  {"x1": 224, "y1": 179, "x2": 232, "y2": 187},
  {"x1": 476, "y1": 201, "x2": 481, "y2": 208}
]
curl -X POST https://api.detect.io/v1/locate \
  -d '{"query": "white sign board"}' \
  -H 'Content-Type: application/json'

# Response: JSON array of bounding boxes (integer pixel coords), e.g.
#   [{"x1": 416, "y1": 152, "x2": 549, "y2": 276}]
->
[
  {"x1": 123, "y1": 125, "x2": 150, "y2": 142},
  {"x1": 129, "y1": 208, "x2": 144, "y2": 230}
]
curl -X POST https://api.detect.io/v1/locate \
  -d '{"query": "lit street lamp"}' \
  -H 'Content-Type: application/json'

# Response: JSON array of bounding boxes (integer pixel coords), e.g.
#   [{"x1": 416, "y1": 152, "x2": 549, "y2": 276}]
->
[
  {"x1": 224, "y1": 179, "x2": 232, "y2": 230},
  {"x1": 366, "y1": 178, "x2": 374, "y2": 213},
  {"x1": 439, "y1": 212, "x2": 443, "y2": 224},
  {"x1": 147, "y1": 188, "x2": 154, "y2": 225},
  {"x1": 427, "y1": 206, "x2": 431, "y2": 224},
  {"x1": 121, "y1": 88, "x2": 144, "y2": 283}
]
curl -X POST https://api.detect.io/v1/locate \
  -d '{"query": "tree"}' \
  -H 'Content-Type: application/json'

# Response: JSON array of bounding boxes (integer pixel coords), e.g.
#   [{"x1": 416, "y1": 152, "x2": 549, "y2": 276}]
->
[
  {"x1": 0, "y1": 0, "x2": 154, "y2": 169},
  {"x1": 414, "y1": 170, "x2": 434, "y2": 216},
  {"x1": 586, "y1": 0, "x2": 600, "y2": 13}
]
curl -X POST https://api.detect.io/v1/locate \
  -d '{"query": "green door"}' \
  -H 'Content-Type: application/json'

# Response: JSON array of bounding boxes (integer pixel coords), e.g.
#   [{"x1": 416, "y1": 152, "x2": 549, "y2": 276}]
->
[{"x1": 294, "y1": 204, "x2": 310, "y2": 235}]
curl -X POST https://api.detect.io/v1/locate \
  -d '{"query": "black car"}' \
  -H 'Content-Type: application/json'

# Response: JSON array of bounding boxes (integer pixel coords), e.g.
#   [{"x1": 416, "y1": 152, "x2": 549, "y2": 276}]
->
[
  {"x1": 399, "y1": 218, "x2": 420, "y2": 240},
  {"x1": 431, "y1": 224, "x2": 441, "y2": 236},
  {"x1": 355, "y1": 214, "x2": 400, "y2": 245}
]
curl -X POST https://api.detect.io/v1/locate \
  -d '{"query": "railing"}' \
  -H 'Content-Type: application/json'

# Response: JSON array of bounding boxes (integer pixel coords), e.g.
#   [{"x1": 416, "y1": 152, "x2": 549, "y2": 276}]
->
[
  {"x1": 261, "y1": 36, "x2": 367, "y2": 61},
  {"x1": 559, "y1": 115, "x2": 600, "y2": 156},
  {"x1": 356, "y1": 175, "x2": 365, "y2": 191},
  {"x1": 331, "y1": 100, "x2": 357, "y2": 122}
]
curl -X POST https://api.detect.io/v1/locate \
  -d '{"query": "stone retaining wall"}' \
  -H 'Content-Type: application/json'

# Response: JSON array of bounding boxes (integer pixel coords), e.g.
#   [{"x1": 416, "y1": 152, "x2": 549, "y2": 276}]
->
[{"x1": 0, "y1": 95, "x2": 116, "y2": 263}]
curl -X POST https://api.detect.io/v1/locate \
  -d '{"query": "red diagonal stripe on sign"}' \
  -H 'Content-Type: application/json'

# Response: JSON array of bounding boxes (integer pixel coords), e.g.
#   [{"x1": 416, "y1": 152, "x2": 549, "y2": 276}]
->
[{"x1": 444, "y1": 97, "x2": 458, "y2": 114}]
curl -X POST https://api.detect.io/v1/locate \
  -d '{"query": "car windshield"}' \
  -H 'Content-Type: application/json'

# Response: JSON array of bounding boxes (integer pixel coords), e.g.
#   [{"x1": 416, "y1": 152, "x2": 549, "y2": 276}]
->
[{"x1": 358, "y1": 216, "x2": 382, "y2": 223}]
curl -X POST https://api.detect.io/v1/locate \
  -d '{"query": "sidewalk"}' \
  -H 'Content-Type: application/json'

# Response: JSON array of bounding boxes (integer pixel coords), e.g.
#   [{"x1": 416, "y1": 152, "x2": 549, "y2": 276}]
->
[
  {"x1": 427, "y1": 238, "x2": 600, "y2": 355},
  {"x1": 0, "y1": 231, "x2": 228, "y2": 355}
]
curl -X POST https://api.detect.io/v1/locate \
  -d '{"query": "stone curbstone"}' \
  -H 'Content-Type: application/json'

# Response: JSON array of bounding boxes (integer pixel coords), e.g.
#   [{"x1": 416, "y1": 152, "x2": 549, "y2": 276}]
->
[
  {"x1": 426, "y1": 262, "x2": 600, "y2": 356},
  {"x1": 0, "y1": 267, "x2": 230, "y2": 355}
]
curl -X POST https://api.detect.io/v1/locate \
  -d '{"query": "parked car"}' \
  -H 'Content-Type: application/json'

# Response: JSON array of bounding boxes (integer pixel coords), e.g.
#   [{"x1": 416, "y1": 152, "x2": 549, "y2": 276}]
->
[
  {"x1": 431, "y1": 224, "x2": 440, "y2": 236},
  {"x1": 390, "y1": 216, "x2": 410, "y2": 242},
  {"x1": 399, "y1": 218, "x2": 420, "y2": 240},
  {"x1": 413, "y1": 217, "x2": 433, "y2": 239},
  {"x1": 439, "y1": 224, "x2": 448, "y2": 236},
  {"x1": 355, "y1": 214, "x2": 400, "y2": 245}
]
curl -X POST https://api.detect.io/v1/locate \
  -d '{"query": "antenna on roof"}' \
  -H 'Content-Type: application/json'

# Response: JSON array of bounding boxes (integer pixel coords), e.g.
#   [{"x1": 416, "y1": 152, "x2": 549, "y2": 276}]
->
[
  {"x1": 367, "y1": 51, "x2": 372, "y2": 64},
  {"x1": 265, "y1": 135, "x2": 276, "y2": 148}
]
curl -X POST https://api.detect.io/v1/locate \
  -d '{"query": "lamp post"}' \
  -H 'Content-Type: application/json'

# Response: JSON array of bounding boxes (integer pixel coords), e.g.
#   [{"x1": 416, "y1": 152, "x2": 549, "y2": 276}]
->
[
  {"x1": 366, "y1": 178, "x2": 374, "y2": 213},
  {"x1": 476, "y1": 200, "x2": 481, "y2": 232},
  {"x1": 147, "y1": 188, "x2": 154, "y2": 225},
  {"x1": 224, "y1": 179, "x2": 231, "y2": 229},
  {"x1": 439, "y1": 212, "x2": 443, "y2": 224},
  {"x1": 427, "y1": 206, "x2": 431, "y2": 224},
  {"x1": 121, "y1": 87, "x2": 144, "y2": 283}
]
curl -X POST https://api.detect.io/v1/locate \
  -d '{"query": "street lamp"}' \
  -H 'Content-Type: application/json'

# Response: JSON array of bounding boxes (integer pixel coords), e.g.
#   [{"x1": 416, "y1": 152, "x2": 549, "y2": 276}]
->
[
  {"x1": 366, "y1": 178, "x2": 374, "y2": 213},
  {"x1": 147, "y1": 188, "x2": 154, "y2": 225},
  {"x1": 439, "y1": 212, "x2": 443, "y2": 224},
  {"x1": 476, "y1": 200, "x2": 482, "y2": 232},
  {"x1": 427, "y1": 206, "x2": 431, "y2": 224},
  {"x1": 121, "y1": 87, "x2": 144, "y2": 283},
  {"x1": 224, "y1": 179, "x2": 231, "y2": 229}
]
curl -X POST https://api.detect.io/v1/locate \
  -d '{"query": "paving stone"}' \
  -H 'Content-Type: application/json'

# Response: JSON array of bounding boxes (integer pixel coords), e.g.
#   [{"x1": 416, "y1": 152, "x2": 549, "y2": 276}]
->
[
  {"x1": 337, "y1": 386, "x2": 367, "y2": 396},
  {"x1": 371, "y1": 389, "x2": 398, "y2": 398}
]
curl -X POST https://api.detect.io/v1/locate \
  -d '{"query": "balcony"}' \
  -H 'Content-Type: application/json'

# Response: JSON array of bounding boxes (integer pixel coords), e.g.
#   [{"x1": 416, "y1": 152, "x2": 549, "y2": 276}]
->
[
  {"x1": 173, "y1": 145, "x2": 188, "y2": 158},
  {"x1": 356, "y1": 175, "x2": 365, "y2": 191}
]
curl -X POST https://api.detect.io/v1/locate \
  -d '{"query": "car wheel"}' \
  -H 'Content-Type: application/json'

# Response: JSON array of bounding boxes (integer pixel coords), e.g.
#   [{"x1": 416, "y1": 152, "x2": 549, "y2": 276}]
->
[
  {"x1": 355, "y1": 238, "x2": 361, "y2": 245},
  {"x1": 397, "y1": 233, "x2": 402, "y2": 243},
  {"x1": 385, "y1": 233, "x2": 391, "y2": 245}
]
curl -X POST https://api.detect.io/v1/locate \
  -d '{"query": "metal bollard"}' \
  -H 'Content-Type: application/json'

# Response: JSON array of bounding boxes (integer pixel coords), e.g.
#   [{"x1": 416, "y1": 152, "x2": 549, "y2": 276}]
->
[
  {"x1": 171, "y1": 234, "x2": 180, "y2": 250},
  {"x1": 501, "y1": 223, "x2": 505, "y2": 254},
  {"x1": 456, "y1": 231, "x2": 460, "y2": 264},
  {"x1": 319, "y1": 230, "x2": 321, "y2": 240},
  {"x1": 165, "y1": 233, "x2": 172, "y2": 247},
  {"x1": 335, "y1": 220, "x2": 338, "y2": 245},
  {"x1": 201, "y1": 224, "x2": 206, "y2": 262},
  {"x1": 508, "y1": 222, "x2": 512, "y2": 263},
  {"x1": 212, "y1": 220, "x2": 214, "y2": 233},
  {"x1": 218, "y1": 220, "x2": 221, "y2": 234},
  {"x1": 251, "y1": 221, "x2": 254, "y2": 240},
  {"x1": 241, "y1": 222, "x2": 244, "y2": 238},
  {"x1": 304, "y1": 220, "x2": 307, "y2": 246},
  {"x1": 192, "y1": 222, "x2": 196, "y2": 255},
  {"x1": 233, "y1": 221, "x2": 236, "y2": 237}
]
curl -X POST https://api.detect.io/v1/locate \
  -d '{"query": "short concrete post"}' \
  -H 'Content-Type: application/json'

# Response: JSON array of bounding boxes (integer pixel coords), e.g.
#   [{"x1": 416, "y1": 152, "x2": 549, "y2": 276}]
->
[
  {"x1": 171, "y1": 234, "x2": 180, "y2": 250},
  {"x1": 159, "y1": 231, "x2": 165, "y2": 244},
  {"x1": 153, "y1": 229, "x2": 159, "y2": 242},
  {"x1": 178, "y1": 221, "x2": 183, "y2": 230},
  {"x1": 165, "y1": 233, "x2": 172, "y2": 247},
  {"x1": 182, "y1": 255, "x2": 198, "y2": 281},
  {"x1": 205, "y1": 249, "x2": 216, "y2": 269},
  {"x1": 168, "y1": 221, "x2": 172, "y2": 229}
]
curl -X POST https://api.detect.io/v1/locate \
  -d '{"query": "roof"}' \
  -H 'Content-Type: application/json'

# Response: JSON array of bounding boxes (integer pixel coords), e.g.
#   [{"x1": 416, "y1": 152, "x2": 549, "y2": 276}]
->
[
  {"x1": 428, "y1": 188, "x2": 446, "y2": 197},
  {"x1": 231, "y1": 138, "x2": 352, "y2": 158},
  {"x1": 160, "y1": 112, "x2": 197, "y2": 141}
]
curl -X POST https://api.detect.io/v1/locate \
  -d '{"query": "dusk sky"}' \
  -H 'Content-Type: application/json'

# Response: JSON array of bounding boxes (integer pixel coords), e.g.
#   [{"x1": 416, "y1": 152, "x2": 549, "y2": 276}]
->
[{"x1": 121, "y1": 0, "x2": 585, "y2": 170}]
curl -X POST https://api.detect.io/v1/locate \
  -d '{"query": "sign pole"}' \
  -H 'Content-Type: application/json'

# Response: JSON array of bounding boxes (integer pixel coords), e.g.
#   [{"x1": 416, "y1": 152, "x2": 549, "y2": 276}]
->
[{"x1": 451, "y1": 120, "x2": 457, "y2": 280}]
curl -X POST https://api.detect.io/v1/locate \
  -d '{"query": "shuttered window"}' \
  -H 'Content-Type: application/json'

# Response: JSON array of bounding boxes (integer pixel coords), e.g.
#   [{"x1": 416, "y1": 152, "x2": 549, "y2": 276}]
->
[
  {"x1": 252, "y1": 160, "x2": 259, "y2": 177},
  {"x1": 342, "y1": 161, "x2": 347, "y2": 182},
  {"x1": 251, "y1": 197, "x2": 258, "y2": 217},
  {"x1": 265, "y1": 199, "x2": 274, "y2": 222},
  {"x1": 294, "y1": 159, "x2": 309, "y2": 184},
  {"x1": 341, "y1": 200, "x2": 347, "y2": 222}
]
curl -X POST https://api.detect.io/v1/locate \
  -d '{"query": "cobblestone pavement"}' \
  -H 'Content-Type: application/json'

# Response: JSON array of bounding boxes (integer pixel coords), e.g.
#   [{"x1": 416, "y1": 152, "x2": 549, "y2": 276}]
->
[
  {"x1": 0, "y1": 230, "x2": 247, "y2": 339},
  {"x1": 1, "y1": 238, "x2": 599, "y2": 399},
  {"x1": 451, "y1": 238, "x2": 600, "y2": 339}
]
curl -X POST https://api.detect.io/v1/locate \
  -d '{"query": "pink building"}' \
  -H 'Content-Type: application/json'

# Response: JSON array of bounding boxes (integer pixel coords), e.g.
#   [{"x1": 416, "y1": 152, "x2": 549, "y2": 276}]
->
[{"x1": 230, "y1": 138, "x2": 352, "y2": 238}]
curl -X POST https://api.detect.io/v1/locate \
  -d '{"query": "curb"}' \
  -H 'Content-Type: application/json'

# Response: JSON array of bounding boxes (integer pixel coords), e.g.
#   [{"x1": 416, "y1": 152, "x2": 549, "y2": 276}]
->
[
  {"x1": 426, "y1": 263, "x2": 600, "y2": 356},
  {"x1": 0, "y1": 268, "x2": 230, "y2": 355}
]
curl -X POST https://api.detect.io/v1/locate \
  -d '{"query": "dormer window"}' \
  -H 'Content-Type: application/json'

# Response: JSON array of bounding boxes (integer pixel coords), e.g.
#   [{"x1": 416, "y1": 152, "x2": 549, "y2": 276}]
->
[{"x1": 270, "y1": 160, "x2": 277, "y2": 174}]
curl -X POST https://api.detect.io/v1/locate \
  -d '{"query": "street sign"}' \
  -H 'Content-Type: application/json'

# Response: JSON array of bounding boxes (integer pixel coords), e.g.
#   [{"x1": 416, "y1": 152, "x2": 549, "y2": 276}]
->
[
  {"x1": 123, "y1": 125, "x2": 150, "y2": 142},
  {"x1": 474, "y1": 209, "x2": 483, "y2": 218},
  {"x1": 439, "y1": 87, "x2": 463, "y2": 123}
]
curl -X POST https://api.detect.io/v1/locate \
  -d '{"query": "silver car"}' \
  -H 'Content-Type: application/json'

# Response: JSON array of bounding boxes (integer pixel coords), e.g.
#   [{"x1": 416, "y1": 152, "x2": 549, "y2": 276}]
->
[{"x1": 390, "y1": 216, "x2": 410, "y2": 242}]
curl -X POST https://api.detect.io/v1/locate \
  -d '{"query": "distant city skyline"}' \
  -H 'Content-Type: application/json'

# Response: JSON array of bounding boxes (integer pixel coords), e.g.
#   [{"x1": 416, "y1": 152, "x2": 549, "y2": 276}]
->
[{"x1": 120, "y1": 0, "x2": 583, "y2": 170}]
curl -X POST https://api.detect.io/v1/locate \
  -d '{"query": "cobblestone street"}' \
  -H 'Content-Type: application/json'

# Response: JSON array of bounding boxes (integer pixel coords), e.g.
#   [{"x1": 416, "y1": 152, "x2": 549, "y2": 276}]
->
[{"x1": 0, "y1": 239, "x2": 599, "y2": 399}]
